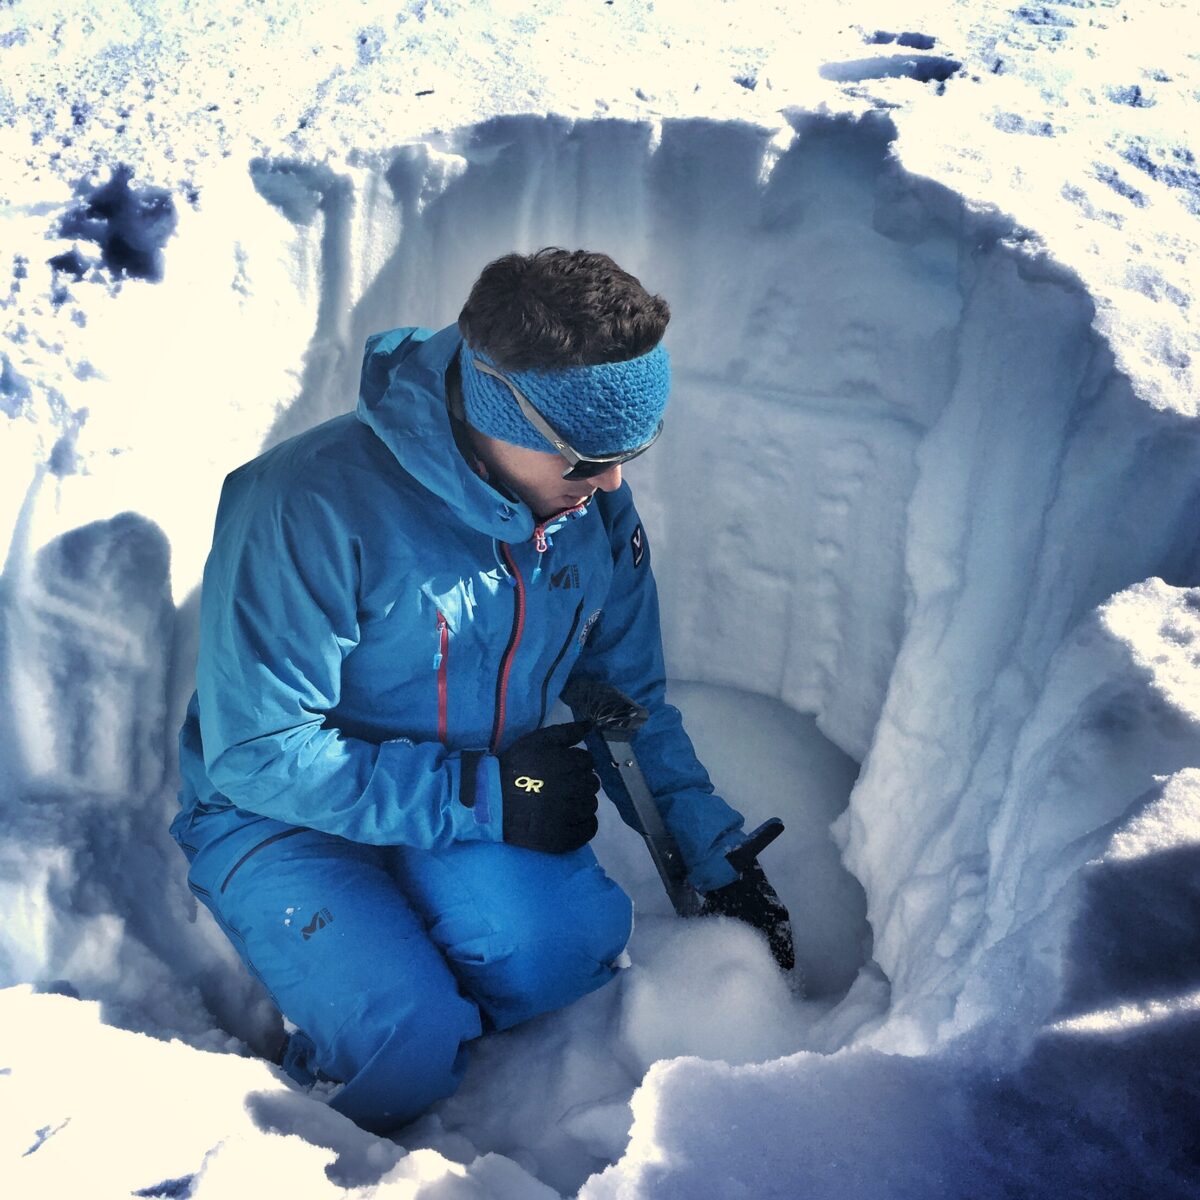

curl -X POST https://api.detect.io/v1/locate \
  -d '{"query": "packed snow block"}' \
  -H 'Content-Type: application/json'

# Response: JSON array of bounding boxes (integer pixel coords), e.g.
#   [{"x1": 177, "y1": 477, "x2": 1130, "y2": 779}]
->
[
  {"x1": 6, "y1": 511, "x2": 173, "y2": 798},
  {"x1": 864, "y1": 581, "x2": 1200, "y2": 1054}
]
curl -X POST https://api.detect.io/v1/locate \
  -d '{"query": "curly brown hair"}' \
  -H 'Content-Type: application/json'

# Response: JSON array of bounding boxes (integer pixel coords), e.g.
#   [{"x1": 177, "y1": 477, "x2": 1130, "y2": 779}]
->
[{"x1": 458, "y1": 247, "x2": 670, "y2": 372}]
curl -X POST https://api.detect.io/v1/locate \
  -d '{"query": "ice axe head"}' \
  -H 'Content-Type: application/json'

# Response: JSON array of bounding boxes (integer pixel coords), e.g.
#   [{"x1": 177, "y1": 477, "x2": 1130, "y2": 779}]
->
[{"x1": 560, "y1": 678, "x2": 648, "y2": 742}]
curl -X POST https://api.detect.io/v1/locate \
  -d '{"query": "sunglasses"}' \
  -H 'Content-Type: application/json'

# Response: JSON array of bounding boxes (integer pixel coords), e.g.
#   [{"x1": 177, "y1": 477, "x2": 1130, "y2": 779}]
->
[{"x1": 472, "y1": 357, "x2": 663, "y2": 481}]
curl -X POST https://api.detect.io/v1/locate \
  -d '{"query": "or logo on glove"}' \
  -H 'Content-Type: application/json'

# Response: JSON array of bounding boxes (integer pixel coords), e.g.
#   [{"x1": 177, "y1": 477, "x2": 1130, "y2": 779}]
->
[{"x1": 499, "y1": 721, "x2": 599, "y2": 854}]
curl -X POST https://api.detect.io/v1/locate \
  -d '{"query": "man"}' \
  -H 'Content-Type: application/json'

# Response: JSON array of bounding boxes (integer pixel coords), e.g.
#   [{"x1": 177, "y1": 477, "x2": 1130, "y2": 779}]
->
[{"x1": 171, "y1": 248, "x2": 791, "y2": 1134}]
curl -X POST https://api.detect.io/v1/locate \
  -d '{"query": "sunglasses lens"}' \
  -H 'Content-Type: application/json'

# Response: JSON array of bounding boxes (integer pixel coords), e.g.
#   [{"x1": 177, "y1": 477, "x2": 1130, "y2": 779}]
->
[
  {"x1": 563, "y1": 456, "x2": 633, "y2": 481},
  {"x1": 561, "y1": 422, "x2": 663, "y2": 480}
]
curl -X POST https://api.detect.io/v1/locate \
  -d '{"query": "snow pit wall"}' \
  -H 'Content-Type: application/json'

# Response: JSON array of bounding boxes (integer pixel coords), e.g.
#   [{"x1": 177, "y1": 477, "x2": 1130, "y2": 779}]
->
[{"x1": 3, "y1": 111, "x2": 1200, "y2": 1059}]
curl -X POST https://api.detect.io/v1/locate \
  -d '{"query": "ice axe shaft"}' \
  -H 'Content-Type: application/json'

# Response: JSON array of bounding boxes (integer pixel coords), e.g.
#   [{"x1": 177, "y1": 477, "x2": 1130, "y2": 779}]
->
[
  {"x1": 563, "y1": 679, "x2": 704, "y2": 917},
  {"x1": 596, "y1": 734, "x2": 705, "y2": 918}
]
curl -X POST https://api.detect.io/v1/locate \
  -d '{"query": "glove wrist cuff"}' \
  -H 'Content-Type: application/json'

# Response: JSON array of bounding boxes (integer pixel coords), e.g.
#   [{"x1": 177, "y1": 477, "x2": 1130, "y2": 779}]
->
[
  {"x1": 453, "y1": 750, "x2": 501, "y2": 839},
  {"x1": 459, "y1": 749, "x2": 485, "y2": 809}
]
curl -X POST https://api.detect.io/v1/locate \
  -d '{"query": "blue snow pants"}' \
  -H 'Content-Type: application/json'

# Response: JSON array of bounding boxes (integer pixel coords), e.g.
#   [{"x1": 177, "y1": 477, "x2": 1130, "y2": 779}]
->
[{"x1": 176, "y1": 805, "x2": 634, "y2": 1133}]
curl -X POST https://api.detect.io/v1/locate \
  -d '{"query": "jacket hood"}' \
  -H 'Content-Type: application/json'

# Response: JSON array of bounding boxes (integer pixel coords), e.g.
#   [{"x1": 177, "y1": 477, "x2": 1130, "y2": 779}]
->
[{"x1": 355, "y1": 323, "x2": 537, "y2": 543}]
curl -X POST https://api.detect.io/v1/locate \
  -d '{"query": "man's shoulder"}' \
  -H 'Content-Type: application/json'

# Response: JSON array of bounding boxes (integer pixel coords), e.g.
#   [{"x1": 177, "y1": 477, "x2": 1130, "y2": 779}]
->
[
  {"x1": 590, "y1": 482, "x2": 653, "y2": 570},
  {"x1": 226, "y1": 413, "x2": 373, "y2": 484},
  {"x1": 221, "y1": 410, "x2": 455, "y2": 535},
  {"x1": 221, "y1": 413, "x2": 405, "y2": 514},
  {"x1": 592, "y1": 481, "x2": 638, "y2": 530}
]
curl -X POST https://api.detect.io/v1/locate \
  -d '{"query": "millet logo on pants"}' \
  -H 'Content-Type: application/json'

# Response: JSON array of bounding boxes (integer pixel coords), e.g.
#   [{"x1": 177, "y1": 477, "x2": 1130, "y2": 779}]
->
[{"x1": 301, "y1": 908, "x2": 334, "y2": 940}]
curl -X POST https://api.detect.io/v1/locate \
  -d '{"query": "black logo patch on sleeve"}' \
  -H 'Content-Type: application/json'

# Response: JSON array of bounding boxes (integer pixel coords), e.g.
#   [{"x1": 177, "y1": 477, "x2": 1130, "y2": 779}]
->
[{"x1": 630, "y1": 523, "x2": 645, "y2": 568}]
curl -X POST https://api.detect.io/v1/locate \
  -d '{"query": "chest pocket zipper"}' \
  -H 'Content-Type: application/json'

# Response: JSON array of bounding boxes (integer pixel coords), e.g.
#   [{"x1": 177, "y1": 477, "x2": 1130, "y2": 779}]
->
[{"x1": 538, "y1": 598, "x2": 585, "y2": 728}]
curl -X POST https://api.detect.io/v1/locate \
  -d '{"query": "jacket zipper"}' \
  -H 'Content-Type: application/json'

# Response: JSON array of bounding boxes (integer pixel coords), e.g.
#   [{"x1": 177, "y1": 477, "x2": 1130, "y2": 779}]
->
[
  {"x1": 490, "y1": 542, "x2": 526, "y2": 752},
  {"x1": 538, "y1": 598, "x2": 585, "y2": 727},
  {"x1": 531, "y1": 500, "x2": 585, "y2": 582},
  {"x1": 435, "y1": 610, "x2": 449, "y2": 742}
]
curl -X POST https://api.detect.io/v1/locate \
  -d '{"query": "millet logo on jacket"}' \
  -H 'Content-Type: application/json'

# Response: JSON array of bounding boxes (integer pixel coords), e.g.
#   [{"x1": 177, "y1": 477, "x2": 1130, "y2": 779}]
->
[{"x1": 550, "y1": 564, "x2": 580, "y2": 589}]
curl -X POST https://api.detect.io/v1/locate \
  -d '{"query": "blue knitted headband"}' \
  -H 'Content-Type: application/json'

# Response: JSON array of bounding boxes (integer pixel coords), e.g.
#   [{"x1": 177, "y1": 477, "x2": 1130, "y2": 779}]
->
[{"x1": 459, "y1": 343, "x2": 671, "y2": 456}]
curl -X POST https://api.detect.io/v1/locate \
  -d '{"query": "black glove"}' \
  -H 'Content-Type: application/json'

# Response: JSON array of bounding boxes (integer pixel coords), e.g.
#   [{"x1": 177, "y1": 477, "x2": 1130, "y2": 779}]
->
[
  {"x1": 702, "y1": 861, "x2": 796, "y2": 972},
  {"x1": 499, "y1": 721, "x2": 600, "y2": 854}
]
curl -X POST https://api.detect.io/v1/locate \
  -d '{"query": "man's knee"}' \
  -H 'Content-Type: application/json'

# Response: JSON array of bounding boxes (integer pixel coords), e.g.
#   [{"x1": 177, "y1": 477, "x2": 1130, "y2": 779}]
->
[
  {"x1": 475, "y1": 871, "x2": 633, "y2": 1030},
  {"x1": 392, "y1": 842, "x2": 634, "y2": 1031},
  {"x1": 323, "y1": 981, "x2": 480, "y2": 1132}
]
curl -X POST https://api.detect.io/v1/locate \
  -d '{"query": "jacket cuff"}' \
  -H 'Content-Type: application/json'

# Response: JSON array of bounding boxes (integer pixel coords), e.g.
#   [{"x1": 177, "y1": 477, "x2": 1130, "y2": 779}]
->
[
  {"x1": 686, "y1": 834, "x2": 743, "y2": 893},
  {"x1": 450, "y1": 750, "x2": 504, "y2": 841}
]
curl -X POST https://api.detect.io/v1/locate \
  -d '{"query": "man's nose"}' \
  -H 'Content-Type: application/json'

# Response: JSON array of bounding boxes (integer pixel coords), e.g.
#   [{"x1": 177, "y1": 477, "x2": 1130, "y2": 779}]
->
[{"x1": 592, "y1": 464, "x2": 623, "y2": 492}]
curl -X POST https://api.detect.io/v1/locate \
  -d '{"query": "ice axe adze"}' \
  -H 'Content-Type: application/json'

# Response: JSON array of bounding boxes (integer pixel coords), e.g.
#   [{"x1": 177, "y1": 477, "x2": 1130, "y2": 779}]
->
[{"x1": 561, "y1": 678, "x2": 786, "y2": 920}]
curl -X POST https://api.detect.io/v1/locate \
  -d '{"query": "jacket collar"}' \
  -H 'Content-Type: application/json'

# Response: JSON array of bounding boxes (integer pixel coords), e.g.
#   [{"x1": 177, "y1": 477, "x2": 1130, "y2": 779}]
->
[{"x1": 355, "y1": 323, "x2": 539, "y2": 543}]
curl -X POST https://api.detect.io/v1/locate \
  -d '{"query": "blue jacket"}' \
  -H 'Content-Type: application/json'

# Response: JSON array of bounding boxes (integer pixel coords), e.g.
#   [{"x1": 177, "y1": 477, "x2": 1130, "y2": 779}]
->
[{"x1": 173, "y1": 324, "x2": 745, "y2": 891}]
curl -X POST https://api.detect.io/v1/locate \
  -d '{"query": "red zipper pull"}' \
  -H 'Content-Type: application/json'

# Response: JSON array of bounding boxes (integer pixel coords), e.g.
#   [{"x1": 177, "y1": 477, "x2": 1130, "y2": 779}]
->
[{"x1": 534, "y1": 524, "x2": 549, "y2": 554}]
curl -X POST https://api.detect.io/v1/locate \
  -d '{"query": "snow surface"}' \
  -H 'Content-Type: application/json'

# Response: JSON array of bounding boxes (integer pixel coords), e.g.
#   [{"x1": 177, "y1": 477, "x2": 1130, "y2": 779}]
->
[{"x1": 3, "y1": 1, "x2": 1200, "y2": 1196}]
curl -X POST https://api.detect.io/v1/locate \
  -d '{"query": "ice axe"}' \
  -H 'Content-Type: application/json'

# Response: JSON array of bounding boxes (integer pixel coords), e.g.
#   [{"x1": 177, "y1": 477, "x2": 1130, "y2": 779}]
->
[{"x1": 561, "y1": 678, "x2": 786, "y2": 922}]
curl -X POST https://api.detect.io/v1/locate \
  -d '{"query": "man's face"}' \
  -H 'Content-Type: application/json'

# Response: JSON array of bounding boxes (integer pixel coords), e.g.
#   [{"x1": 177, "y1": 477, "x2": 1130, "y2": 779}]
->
[{"x1": 468, "y1": 426, "x2": 624, "y2": 520}]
